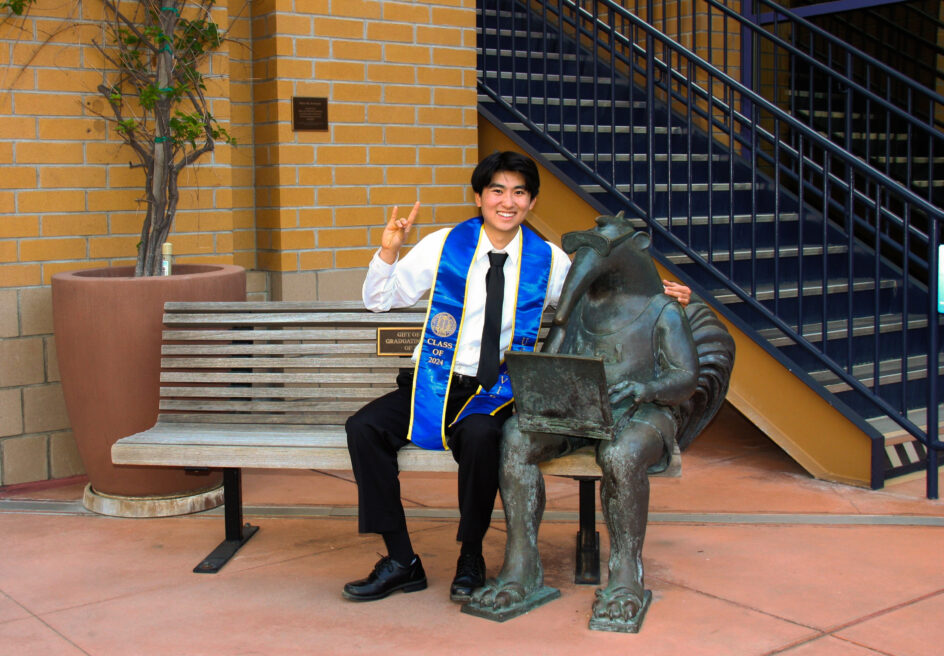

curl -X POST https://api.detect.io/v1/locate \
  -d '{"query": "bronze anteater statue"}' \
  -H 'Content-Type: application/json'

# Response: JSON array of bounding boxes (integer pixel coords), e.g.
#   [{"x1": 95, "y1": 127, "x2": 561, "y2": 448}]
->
[{"x1": 466, "y1": 212, "x2": 735, "y2": 632}]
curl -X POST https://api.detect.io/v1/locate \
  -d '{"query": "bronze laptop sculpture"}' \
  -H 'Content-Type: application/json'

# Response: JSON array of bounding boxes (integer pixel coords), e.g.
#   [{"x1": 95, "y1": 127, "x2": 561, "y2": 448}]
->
[{"x1": 465, "y1": 212, "x2": 735, "y2": 632}]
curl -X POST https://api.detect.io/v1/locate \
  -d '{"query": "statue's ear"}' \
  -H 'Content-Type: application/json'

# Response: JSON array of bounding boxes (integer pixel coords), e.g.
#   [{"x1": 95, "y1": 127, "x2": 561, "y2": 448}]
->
[
  {"x1": 561, "y1": 230, "x2": 606, "y2": 254},
  {"x1": 560, "y1": 231, "x2": 583, "y2": 254},
  {"x1": 631, "y1": 231, "x2": 651, "y2": 251}
]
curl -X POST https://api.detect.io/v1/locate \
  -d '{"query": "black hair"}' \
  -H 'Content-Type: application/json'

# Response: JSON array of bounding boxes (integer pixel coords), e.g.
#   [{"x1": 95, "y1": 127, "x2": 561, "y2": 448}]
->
[{"x1": 470, "y1": 151, "x2": 540, "y2": 198}]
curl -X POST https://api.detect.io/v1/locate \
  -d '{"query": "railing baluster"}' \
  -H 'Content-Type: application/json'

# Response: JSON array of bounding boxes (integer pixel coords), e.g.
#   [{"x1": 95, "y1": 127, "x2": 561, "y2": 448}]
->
[
  {"x1": 873, "y1": 185, "x2": 882, "y2": 421},
  {"x1": 902, "y1": 203, "x2": 911, "y2": 413},
  {"x1": 928, "y1": 221, "x2": 940, "y2": 500},
  {"x1": 686, "y1": 57, "x2": 694, "y2": 250}
]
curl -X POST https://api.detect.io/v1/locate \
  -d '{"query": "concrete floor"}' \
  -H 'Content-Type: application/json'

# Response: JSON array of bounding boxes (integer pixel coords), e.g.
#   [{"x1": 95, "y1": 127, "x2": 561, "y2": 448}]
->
[{"x1": 1, "y1": 404, "x2": 943, "y2": 655}]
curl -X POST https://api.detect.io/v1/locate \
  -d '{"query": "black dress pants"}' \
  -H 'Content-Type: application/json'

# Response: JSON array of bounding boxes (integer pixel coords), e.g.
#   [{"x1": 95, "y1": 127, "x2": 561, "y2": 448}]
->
[{"x1": 345, "y1": 369, "x2": 513, "y2": 543}]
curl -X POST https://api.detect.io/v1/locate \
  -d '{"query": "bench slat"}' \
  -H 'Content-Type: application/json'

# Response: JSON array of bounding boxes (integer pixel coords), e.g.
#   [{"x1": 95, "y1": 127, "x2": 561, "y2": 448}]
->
[
  {"x1": 161, "y1": 372, "x2": 400, "y2": 384},
  {"x1": 160, "y1": 386, "x2": 391, "y2": 399},
  {"x1": 162, "y1": 343, "x2": 382, "y2": 356},
  {"x1": 113, "y1": 443, "x2": 364, "y2": 470},
  {"x1": 162, "y1": 312, "x2": 428, "y2": 326},
  {"x1": 160, "y1": 356, "x2": 409, "y2": 369},
  {"x1": 158, "y1": 412, "x2": 358, "y2": 425},
  {"x1": 112, "y1": 423, "x2": 606, "y2": 476},
  {"x1": 162, "y1": 329, "x2": 383, "y2": 341},
  {"x1": 159, "y1": 400, "x2": 371, "y2": 413},
  {"x1": 126, "y1": 422, "x2": 350, "y2": 444},
  {"x1": 164, "y1": 300, "x2": 424, "y2": 313}
]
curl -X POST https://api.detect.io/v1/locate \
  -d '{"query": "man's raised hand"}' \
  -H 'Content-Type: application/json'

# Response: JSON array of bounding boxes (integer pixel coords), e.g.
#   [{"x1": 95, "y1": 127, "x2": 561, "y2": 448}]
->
[{"x1": 379, "y1": 201, "x2": 421, "y2": 264}]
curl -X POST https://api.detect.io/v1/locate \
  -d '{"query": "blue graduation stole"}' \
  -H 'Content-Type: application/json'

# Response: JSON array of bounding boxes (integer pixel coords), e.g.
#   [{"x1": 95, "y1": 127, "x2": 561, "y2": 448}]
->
[{"x1": 406, "y1": 217, "x2": 553, "y2": 450}]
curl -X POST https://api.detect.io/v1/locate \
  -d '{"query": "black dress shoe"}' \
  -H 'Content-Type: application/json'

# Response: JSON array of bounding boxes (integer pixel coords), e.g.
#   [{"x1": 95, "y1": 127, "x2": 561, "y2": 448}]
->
[
  {"x1": 343, "y1": 555, "x2": 428, "y2": 602},
  {"x1": 450, "y1": 553, "x2": 485, "y2": 602}
]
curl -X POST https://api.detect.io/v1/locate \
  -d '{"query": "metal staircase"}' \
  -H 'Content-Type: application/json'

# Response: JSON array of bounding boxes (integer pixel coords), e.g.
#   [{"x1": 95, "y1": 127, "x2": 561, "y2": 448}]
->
[{"x1": 476, "y1": 0, "x2": 943, "y2": 495}]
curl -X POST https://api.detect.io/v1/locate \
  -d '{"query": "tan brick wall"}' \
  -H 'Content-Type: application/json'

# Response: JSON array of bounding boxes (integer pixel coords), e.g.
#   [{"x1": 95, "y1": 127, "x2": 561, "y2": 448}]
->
[
  {"x1": 251, "y1": 0, "x2": 478, "y2": 299},
  {"x1": 1, "y1": 0, "x2": 477, "y2": 486}
]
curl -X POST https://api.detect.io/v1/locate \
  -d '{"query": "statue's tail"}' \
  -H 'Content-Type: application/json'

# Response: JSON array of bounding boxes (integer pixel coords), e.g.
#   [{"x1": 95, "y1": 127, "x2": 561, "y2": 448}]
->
[{"x1": 675, "y1": 298, "x2": 736, "y2": 451}]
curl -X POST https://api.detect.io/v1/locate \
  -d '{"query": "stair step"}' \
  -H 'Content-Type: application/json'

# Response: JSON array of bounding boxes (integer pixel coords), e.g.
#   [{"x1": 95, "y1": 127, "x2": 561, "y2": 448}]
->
[
  {"x1": 478, "y1": 27, "x2": 554, "y2": 41},
  {"x1": 631, "y1": 213, "x2": 800, "y2": 228},
  {"x1": 505, "y1": 122, "x2": 683, "y2": 136},
  {"x1": 479, "y1": 70, "x2": 623, "y2": 87},
  {"x1": 481, "y1": 94, "x2": 647, "y2": 111},
  {"x1": 816, "y1": 129, "x2": 910, "y2": 142},
  {"x1": 478, "y1": 48, "x2": 579, "y2": 64},
  {"x1": 811, "y1": 353, "x2": 943, "y2": 393},
  {"x1": 885, "y1": 439, "x2": 930, "y2": 471},
  {"x1": 872, "y1": 405, "x2": 942, "y2": 476},
  {"x1": 546, "y1": 152, "x2": 728, "y2": 163},
  {"x1": 758, "y1": 314, "x2": 929, "y2": 347},
  {"x1": 583, "y1": 181, "x2": 760, "y2": 194},
  {"x1": 665, "y1": 244, "x2": 847, "y2": 266},
  {"x1": 910, "y1": 179, "x2": 944, "y2": 188},
  {"x1": 789, "y1": 89, "x2": 860, "y2": 101},
  {"x1": 870, "y1": 405, "x2": 944, "y2": 445},
  {"x1": 873, "y1": 155, "x2": 944, "y2": 165},
  {"x1": 713, "y1": 277, "x2": 899, "y2": 304},
  {"x1": 795, "y1": 109, "x2": 867, "y2": 121}
]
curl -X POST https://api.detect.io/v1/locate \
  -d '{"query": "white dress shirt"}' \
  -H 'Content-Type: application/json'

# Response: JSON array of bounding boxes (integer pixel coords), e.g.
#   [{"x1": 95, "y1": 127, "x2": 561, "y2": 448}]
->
[{"x1": 363, "y1": 225, "x2": 572, "y2": 375}]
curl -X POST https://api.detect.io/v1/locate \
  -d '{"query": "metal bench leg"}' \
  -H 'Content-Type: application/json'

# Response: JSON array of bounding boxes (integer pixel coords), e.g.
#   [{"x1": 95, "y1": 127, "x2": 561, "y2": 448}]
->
[
  {"x1": 193, "y1": 467, "x2": 259, "y2": 574},
  {"x1": 574, "y1": 477, "x2": 601, "y2": 584}
]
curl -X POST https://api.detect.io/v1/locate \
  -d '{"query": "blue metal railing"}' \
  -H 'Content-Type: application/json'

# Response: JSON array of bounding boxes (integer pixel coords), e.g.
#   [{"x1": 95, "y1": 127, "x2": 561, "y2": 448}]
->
[
  {"x1": 740, "y1": 0, "x2": 944, "y2": 210},
  {"x1": 477, "y1": 0, "x2": 942, "y2": 496},
  {"x1": 805, "y1": 0, "x2": 944, "y2": 103}
]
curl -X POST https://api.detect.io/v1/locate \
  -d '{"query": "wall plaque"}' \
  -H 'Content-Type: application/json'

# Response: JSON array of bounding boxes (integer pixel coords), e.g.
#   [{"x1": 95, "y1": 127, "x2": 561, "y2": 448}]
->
[
  {"x1": 292, "y1": 97, "x2": 328, "y2": 131},
  {"x1": 377, "y1": 327, "x2": 422, "y2": 356}
]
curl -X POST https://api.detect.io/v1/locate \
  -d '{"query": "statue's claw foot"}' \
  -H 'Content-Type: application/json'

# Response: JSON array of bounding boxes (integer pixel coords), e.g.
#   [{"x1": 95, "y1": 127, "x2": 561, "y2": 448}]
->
[
  {"x1": 470, "y1": 579, "x2": 527, "y2": 609},
  {"x1": 588, "y1": 587, "x2": 652, "y2": 633},
  {"x1": 462, "y1": 579, "x2": 560, "y2": 623}
]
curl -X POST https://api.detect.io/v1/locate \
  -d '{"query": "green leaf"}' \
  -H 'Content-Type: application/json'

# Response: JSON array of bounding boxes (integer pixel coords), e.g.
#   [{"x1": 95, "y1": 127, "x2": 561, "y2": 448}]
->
[
  {"x1": 115, "y1": 118, "x2": 138, "y2": 135},
  {"x1": 1, "y1": 0, "x2": 36, "y2": 16}
]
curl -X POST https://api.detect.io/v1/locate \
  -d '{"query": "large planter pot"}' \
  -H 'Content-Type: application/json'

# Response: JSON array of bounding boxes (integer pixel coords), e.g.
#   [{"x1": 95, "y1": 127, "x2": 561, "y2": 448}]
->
[{"x1": 52, "y1": 264, "x2": 246, "y2": 517}]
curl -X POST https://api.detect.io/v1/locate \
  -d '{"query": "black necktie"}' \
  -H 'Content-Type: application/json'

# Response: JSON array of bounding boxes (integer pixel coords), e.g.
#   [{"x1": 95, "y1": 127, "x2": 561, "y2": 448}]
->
[{"x1": 477, "y1": 251, "x2": 508, "y2": 390}]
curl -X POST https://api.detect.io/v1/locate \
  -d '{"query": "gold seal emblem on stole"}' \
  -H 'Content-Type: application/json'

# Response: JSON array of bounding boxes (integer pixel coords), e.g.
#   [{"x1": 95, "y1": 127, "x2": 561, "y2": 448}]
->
[{"x1": 430, "y1": 312, "x2": 457, "y2": 338}]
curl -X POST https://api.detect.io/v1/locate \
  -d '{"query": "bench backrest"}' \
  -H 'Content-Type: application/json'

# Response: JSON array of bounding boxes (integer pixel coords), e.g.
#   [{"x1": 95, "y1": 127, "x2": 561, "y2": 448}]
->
[
  {"x1": 158, "y1": 301, "x2": 554, "y2": 428},
  {"x1": 159, "y1": 301, "x2": 424, "y2": 427}
]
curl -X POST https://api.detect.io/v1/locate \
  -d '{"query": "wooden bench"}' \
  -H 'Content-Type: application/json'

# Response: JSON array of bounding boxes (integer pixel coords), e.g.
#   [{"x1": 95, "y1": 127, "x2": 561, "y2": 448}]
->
[{"x1": 112, "y1": 301, "x2": 679, "y2": 578}]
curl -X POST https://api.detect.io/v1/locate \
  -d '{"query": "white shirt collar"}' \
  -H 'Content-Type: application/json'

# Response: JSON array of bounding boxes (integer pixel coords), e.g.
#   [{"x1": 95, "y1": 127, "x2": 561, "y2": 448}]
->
[{"x1": 475, "y1": 227, "x2": 521, "y2": 266}]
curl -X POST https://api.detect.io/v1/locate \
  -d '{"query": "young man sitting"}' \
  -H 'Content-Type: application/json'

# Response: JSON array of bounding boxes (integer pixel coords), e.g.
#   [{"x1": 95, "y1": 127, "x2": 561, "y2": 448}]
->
[{"x1": 342, "y1": 151, "x2": 690, "y2": 603}]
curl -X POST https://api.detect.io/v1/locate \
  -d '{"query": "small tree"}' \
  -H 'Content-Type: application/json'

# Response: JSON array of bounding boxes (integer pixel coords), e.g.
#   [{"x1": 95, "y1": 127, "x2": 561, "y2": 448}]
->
[{"x1": 94, "y1": 0, "x2": 236, "y2": 276}]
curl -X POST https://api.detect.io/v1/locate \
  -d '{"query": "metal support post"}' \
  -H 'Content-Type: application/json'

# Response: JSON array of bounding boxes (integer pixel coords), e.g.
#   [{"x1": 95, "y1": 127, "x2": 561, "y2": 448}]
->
[{"x1": 193, "y1": 468, "x2": 259, "y2": 573}]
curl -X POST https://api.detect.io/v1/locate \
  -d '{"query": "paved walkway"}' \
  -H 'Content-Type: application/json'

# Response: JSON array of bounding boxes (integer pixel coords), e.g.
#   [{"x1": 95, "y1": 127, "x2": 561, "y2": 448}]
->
[{"x1": 1, "y1": 404, "x2": 942, "y2": 655}]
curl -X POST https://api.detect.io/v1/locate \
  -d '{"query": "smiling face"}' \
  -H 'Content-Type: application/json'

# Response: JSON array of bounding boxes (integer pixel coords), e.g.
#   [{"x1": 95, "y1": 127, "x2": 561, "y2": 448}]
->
[{"x1": 474, "y1": 170, "x2": 538, "y2": 249}]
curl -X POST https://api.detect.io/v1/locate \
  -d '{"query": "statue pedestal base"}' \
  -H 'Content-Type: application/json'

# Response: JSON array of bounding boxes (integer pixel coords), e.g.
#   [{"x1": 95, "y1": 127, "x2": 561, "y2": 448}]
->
[
  {"x1": 461, "y1": 586, "x2": 560, "y2": 622},
  {"x1": 588, "y1": 589, "x2": 652, "y2": 633}
]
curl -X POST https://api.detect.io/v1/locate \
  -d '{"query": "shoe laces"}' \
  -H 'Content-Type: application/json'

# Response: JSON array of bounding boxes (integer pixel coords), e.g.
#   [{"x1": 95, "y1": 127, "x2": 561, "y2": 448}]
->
[
  {"x1": 375, "y1": 553, "x2": 412, "y2": 574},
  {"x1": 374, "y1": 554, "x2": 399, "y2": 574},
  {"x1": 456, "y1": 552, "x2": 482, "y2": 576}
]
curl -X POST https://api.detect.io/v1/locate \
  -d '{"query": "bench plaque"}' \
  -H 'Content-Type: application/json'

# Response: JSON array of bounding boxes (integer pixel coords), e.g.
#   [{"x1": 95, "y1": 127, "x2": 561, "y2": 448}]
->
[{"x1": 376, "y1": 326, "x2": 421, "y2": 356}]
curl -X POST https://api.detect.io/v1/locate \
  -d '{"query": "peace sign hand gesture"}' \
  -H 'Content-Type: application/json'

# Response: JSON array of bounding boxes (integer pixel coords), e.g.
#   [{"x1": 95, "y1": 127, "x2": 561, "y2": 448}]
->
[{"x1": 379, "y1": 201, "x2": 421, "y2": 264}]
